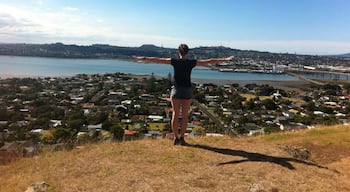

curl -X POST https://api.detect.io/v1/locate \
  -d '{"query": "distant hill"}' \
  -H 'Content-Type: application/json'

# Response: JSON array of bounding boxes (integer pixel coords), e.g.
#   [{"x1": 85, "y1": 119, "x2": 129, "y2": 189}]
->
[
  {"x1": 0, "y1": 43, "x2": 253, "y2": 59},
  {"x1": 338, "y1": 53, "x2": 350, "y2": 58},
  {"x1": 0, "y1": 43, "x2": 176, "y2": 59},
  {"x1": 1, "y1": 43, "x2": 350, "y2": 68},
  {"x1": 0, "y1": 42, "x2": 313, "y2": 59},
  {"x1": 1, "y1": 124, "x2": 349, "y2": 191}
]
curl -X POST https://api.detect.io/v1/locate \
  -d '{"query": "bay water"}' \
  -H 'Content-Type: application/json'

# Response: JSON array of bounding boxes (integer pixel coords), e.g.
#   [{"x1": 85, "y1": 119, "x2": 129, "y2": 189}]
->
[{"x1": 0, "y1": 55, "x2": 297, "y2": 81}]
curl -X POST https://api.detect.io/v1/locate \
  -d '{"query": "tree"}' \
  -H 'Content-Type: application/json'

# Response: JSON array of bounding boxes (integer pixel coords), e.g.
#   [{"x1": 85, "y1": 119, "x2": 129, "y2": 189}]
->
[
  {"x1": 234, "y1": 126, "x2": 249, "y2": 134},
  {"x1": 344, "y1": 103, "x2": 350, "y2": 114},
  {"x1": 0, "y1": 107, "x2": 7, "y2": 120},
  {"x1": 66, "y1": 119, "x2": 85, "y2": 131},
  {"x1": 0, "y1": 124, "x2": 5, "y2": 146},
  {"x1": 264, "y1": 125, "x2": 280, "y2": 134},
  {"x1": 320, "y1": 115, "x2": 337, "y2": 126},
  {"x1": 102, "y1": 119, "x2": 114, "y2": 131},
  {"x1": 245, "y1": 83, "x2": 258, "y2": 90},
  {"x1": 261, "y1": 99, "x2": 277, "y2": 110},
  {"x1": 231, "y1": 83, "x2": 239, "y2": 88},
  {"x1": 343, "y1": 83, "x2": 350, "y2": 94},
  {"x1": 294, "y1": 114, "x2": 313, "y2": 125},
  {"x1": 145, "y1": 73, "x2": 156, "y2": 93},
  {"x1": 52, "y1": 128, "x2": 71, "y2": 143},
  {"x1": 64, "y1": 108, "x2": 86, "y2": 132},
  {"x1": 319, "y1": 105, "x2": 334, "y2": 115},
  {"x1": 193, "y1": 91, "x2": 205, "y2": 103},
  {"x1": 230, "y1": 93, "x2": 245, "y2": 109},
  {"x1": 244, "y1": 97, "x2": 261, "y2": 111},
  {"x1": 258, "y1": 84, "x2": 275, "y2": 96},
  {"x1": 302, "y1": 96, "x2": 312, "y2": 103},
  {"x1": 303, "y1": 102, "x2": 318, "y2": 112},
  {"x1": 40, "y1": 129, "x2": 55, "y2": 144},
  {"x1": 87, "y1": 111, "x2": 108, "y2": 125},
  {"x1": 163, "y1": 123, "x2": 171, "y2": 133},
  {"x1": 278, "y1": 98, "x2": 292, "y2": 105},
  {"x1": 322, "y1": 83, "x2": 341, "y2": 96},
  {"x1": 110, "y1": 124, "x2": 124, "y2": 141},
  {"x1": 236, "y1": 115, "x2": 250, "y2": 126}
]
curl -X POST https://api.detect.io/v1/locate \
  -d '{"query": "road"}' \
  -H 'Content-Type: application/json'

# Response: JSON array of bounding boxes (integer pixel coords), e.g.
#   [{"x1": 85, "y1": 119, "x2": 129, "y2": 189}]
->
[{"x1": 192, "y1": 99, "x2": 225, "y2": 131}]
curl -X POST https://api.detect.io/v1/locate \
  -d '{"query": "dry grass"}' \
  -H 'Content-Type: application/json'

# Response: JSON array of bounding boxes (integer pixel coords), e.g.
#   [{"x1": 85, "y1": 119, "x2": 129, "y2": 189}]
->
[
  {"x1": 240, "y1": 93, "x2": 305, "y2": 105},
  {"x1": 1, "y1": 125, "x2": 350, "y2": 192},
  {"x1": 148, "y1": 123, "x2": 168, "y2": 131},
  {"x1": 240, "y1": 93, "x2": 260, "y2": 101},
  {"x1": 263, "y1": 124, "x2": 350, "y2": 146}
]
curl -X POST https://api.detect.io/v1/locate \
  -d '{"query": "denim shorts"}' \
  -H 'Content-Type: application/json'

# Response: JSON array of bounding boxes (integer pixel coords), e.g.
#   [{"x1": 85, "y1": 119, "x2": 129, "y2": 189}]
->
[{"x1": 170, "y1": 85, "x2": 193, "y2": 99}]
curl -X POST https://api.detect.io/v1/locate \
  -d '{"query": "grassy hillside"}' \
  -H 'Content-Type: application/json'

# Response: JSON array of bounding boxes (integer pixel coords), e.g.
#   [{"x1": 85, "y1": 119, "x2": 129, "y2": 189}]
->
[{"x1": 1, "y1": 125, "x2": 350, "y2": 192}]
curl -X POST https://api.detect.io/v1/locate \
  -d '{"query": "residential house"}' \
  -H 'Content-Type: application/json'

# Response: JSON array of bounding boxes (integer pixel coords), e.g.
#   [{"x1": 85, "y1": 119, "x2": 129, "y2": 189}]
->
[
  {"x1": 82, "y1": 103, "x2": 95, "y2": 114},
  {"x1": 148, "y1": 115, "x2": 164, "y2": 122},
  {"x1": 87, "y1": 123, "x2": 102, "y2": 132},
  {"x1": 124, "y1": 130, "x2": 139, "y2": 141},
  {"x1": 248, "y1": 128, "x2": 265, "y2": 136}
]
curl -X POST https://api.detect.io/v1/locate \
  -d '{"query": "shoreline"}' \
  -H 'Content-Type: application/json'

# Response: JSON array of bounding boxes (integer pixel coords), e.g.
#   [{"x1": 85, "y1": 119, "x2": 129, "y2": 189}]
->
[
  {"x1": 192, "y1": 78, "x2": 313, "y2": 91},
  {"x1": 1, "y1": 73, "x2": 312, "y2": 91}
]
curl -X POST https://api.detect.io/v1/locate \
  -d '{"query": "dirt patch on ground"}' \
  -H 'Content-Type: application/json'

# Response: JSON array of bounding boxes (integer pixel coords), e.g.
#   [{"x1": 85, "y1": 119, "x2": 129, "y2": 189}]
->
[
  {"x1": 283, "y1": 142, "x2": 350, "y2": 165},
  {"x1": 300, "y1": 143, "x2": 350, "y2": 164}
]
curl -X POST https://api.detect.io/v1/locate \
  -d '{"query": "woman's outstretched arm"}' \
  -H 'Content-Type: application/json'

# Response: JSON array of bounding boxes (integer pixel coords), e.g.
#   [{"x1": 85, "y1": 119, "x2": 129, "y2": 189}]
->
[
  {"x1": 133, "y1": 56, "x2": 171, "y2": 64},
  {"x1": 196, "y1": 56, "x2": 234, "y2": 66}
]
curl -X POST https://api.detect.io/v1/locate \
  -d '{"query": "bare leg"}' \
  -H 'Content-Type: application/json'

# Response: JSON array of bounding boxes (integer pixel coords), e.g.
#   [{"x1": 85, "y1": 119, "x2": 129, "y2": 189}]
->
[
  {"x1": 171, "y1": 98, "x2": 181, "y2": 139},
  {"x1": 180, "y1": 99, "x2": 192, "y2": 138}
]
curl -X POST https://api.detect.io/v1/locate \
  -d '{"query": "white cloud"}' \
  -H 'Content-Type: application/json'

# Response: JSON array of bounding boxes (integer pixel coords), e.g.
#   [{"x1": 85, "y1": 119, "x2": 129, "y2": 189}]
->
[
  {"x1": 182, "y1": 39, "x2": 350, "y2": 55},
  {"x1": 226, "y1": 40, "x2": 350, "y2": 55},
  {"x1": 0, "y1": 3, "x2": 96, "y2": 42},
  {"x1": 0, "y1": 3, "x2": 180, "y2": 47},
  {"x1": 115, "y1": 33, "x2": 181, "y2": 47},
  {"x1": 0, "y1": 3, "x2": 349, "y2": 55},
  {"x1": 96, "y1": 19, "x2": 104, "y2": 23},
  {"x1": 36, "y1": 0, "x2": 44, "y2": 5},
  {"x1": 63, "y1": 6, "x2": 79, "y2": 12}
]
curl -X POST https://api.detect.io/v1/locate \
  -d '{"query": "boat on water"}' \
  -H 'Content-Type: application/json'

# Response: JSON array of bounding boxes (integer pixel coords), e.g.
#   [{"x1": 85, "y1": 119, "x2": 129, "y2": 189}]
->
[{"x1": 218, "y1": 68, "x2": 234, "y2": 72}]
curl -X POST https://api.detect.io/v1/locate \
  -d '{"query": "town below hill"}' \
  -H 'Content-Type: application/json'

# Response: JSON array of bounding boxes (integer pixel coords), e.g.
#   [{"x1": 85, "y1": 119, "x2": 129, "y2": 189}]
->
[{"x1": 1, "y1": 72, "x2": 350, "y2": 164}]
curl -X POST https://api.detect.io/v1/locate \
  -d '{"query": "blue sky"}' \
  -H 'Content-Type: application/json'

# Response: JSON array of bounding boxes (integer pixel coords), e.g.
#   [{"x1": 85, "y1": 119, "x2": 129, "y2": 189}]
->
[{"x1": 0, "y1": 0, "x2": 349, "y2": 55}]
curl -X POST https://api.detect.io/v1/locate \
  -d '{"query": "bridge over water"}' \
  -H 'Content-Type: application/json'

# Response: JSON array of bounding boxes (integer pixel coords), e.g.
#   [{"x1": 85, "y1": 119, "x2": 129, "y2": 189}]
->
[
  {"x1": 286, "y1": 71, "x2": 325, "y2": 86},
  {"x1": 286, "y1": 69, "x2": 350, "y2": 81}
]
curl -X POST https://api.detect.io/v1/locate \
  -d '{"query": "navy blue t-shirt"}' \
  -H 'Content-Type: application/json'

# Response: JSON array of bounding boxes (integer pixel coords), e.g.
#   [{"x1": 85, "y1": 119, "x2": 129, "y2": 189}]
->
[{"x1": 171, "y1": 59, "x2": 197, "y2": 87}]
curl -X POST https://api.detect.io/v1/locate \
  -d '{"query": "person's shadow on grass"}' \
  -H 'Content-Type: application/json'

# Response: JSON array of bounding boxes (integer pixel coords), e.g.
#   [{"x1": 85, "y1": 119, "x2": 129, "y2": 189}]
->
[{"x1": 186, "y1": 143, "x2": 338, "y2": 172}]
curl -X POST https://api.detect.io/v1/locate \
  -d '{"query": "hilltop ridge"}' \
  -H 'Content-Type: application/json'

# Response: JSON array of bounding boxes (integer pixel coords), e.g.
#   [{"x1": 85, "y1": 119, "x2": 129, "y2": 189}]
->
[{"x1": 1, "y1": 124, "x2": 349, "y2": 192}]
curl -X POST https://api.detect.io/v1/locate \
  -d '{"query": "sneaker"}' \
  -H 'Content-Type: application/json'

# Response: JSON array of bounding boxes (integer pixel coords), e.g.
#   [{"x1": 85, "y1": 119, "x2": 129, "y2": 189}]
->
[
  {"x1": 179, "y1": 137, "x2": 187, "y2": 146},
  {"x1": 173, "y1": 137, "x2": 180, "y2": 145}
]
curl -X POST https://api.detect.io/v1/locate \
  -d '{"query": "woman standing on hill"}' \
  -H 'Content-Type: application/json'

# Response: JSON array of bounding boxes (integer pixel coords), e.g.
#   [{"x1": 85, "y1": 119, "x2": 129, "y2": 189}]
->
[{"x1": 134, "y1": 44, "x2": 234, "y2": 145}]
